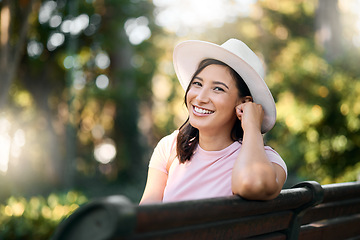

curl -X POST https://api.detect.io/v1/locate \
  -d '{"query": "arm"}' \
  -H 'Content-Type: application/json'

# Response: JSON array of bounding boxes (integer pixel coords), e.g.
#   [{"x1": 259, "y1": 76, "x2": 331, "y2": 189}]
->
[
  {"x1": 232, "y1": 102, "x2": 286, "y2": 200},
  {"x1": 139, "y1": 168, "x2": 167, "y2": 205},
  {"x1": 140, "y1": 131, "x2": 178, "y2": 204}
]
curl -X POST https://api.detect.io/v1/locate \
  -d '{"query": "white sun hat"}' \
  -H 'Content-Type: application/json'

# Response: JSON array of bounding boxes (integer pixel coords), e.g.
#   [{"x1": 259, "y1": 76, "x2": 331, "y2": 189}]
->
[{"x1": 173, "y1": 38, "x2": 276, "y2": 133}]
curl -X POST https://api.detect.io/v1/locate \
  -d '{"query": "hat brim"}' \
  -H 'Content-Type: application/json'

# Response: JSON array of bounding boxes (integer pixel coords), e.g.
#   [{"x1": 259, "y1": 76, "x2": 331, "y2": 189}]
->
[{"x1": 173, "y1": 40, "x2": 276, "y2": 133}]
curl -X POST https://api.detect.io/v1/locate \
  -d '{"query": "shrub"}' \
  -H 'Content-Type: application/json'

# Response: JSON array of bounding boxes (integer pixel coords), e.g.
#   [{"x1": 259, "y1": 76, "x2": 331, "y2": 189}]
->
[{"x1": 0, "y1": 191, "x2": 87, "y2": 240}]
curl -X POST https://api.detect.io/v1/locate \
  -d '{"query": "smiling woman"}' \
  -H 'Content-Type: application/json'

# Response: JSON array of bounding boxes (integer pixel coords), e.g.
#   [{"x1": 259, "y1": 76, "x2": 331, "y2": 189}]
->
[{"x1": 140, "y1": 38, "x2": 287, "y2": 204}]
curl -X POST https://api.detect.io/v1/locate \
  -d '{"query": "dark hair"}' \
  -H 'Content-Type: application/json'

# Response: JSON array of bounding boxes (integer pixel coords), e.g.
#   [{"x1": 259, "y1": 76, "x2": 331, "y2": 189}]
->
[{"x1": 176, "y1": 59, "x2": 252, "y2": 163}]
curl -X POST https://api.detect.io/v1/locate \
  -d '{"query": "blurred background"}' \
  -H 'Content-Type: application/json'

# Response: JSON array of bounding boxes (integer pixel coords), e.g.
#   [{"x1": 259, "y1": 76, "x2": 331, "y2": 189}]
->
[{"x1": 1, "y1": 0, "x2": 360, "y2": 238}]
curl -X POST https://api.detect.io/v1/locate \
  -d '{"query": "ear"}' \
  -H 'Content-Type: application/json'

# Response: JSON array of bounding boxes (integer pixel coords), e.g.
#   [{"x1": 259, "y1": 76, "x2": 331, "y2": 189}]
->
[{"x1": 239, "y1": 96, "x2": 253, "y2": 104}]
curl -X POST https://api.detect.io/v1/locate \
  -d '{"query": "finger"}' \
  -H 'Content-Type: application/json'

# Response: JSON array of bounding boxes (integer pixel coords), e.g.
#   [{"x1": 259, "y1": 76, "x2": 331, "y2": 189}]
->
[
  {"x1": 236, "y1": 107, "x2": 242, "y2": 120},
  {"x1": 235, "y1": 103, "x2": 244, "y2": 112}
]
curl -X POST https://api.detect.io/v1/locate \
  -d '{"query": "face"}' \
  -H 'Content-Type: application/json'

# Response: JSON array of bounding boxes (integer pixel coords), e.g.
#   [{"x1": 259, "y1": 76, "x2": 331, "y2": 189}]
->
[{"x1": 186, "y1": 64, "x2": 241, "y2": 135}]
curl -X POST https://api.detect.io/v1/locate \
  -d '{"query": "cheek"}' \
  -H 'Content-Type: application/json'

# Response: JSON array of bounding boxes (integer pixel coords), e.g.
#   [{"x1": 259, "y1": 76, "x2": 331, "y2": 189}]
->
[
  {"x1": 221, "y1": 97, "x2": 239, "y2": 115},
  {"x1": 186, "y1": 89, "x2": 195, "y2": 104}
]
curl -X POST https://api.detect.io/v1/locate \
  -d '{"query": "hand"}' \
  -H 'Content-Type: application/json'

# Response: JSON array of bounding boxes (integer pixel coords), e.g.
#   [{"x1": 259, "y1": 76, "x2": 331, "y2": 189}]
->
[{"x1": 235, "y1": 101, "x2": 264, "y2": 133}]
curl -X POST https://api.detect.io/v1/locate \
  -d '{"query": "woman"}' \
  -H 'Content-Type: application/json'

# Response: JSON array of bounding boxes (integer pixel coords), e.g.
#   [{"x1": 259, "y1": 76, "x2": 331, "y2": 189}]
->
[{"x1": 140, "y1": 39, "x2": 287, "y2": 204}]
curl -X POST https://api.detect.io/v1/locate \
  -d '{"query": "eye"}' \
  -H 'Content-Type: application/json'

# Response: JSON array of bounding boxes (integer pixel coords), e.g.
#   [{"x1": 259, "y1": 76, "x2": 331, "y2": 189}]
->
[
  {"x1": 192, "y1": 81, "x2": 202, "y2": 87},
  {"x1": 214, "y1": 86, "x2": 225, "y2": 92}
]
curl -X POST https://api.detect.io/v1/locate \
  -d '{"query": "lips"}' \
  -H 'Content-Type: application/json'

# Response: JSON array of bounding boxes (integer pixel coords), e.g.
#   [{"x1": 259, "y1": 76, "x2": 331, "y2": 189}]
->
[{"x1": 193, "y1": 106, "x2": 215, "y2": 115}]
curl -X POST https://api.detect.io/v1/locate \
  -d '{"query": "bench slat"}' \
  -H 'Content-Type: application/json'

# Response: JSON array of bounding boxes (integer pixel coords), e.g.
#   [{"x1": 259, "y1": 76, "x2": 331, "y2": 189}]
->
[
  {"x1": 136, "y1": 188, "x2": 312, "y2": 233},
  {"x1": 131, "y1": 211, "x2": 293, "y2": 240},
  {"x1": 246, "y1": 232, "x2": 287, "y2": 240},
  {"x1": 322, "y1": 182, "x2": 360, "y2": 203},
  {"x1": 302, "y1": 198, "x2": 360, "y2": 224},
  {"x1": 299, "y1": 214, "x2": 360, "y2": 240}
]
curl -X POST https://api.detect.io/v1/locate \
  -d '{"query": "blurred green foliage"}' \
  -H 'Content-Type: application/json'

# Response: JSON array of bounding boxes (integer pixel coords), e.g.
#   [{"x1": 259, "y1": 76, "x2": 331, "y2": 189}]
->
[
  {"x1": 256, "y1": 1, "x2": 360, "y2": 185},
  {"x1": 0, "y1": 191, "x2": 87, "y2": 240},
  {"x1": 267, "y1": 39, "x2": 360, "y2": 184}
]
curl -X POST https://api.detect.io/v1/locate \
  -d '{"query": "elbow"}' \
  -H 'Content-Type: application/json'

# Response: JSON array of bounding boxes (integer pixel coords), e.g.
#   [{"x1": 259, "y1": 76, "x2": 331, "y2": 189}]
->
[{"x1": 232, "y1": 174, "x2": 280, "y2": 201}]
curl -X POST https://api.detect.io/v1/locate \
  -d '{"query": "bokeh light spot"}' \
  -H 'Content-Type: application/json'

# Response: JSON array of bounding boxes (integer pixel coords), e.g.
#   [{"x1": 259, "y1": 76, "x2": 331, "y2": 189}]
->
[
  {"x1": 94, "y1": 139, "x2": 116, "y2": 164},
  {"x1": 95, "y1": 52, "x2": 110, "y2": 69},
  {"x1": 27, "y1": 40, "x2": 44, "y2": 58},
  {"x1": 49, "y1": 14, "x2": 62, "y2": 28},
  {"x1": 124, "y1": 16, "x2": 151, "y2": 45},
  {"x1": 63, "y1": 56, "x2": 75, "y2": 69},
  {"x1": 47, "y1": 32, "x2": 65, "y2": 51},
  {"x1": 39, "y1": 1, "x2": 57, "y2": 24},
  {"x1": 95, "y1": 74, "x2": 109, "y2": 89}
]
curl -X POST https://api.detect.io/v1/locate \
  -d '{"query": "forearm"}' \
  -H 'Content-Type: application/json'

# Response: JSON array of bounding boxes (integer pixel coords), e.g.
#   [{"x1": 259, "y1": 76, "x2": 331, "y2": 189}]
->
[{"x1": 231, "y1": 128, "x2": 280, "y2": 200}]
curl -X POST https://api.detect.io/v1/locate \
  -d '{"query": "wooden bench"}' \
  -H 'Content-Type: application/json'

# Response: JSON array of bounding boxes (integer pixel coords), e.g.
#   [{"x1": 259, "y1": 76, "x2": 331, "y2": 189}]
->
[{"x1": 52, "y1": 181, "x2": 360, "y2": 240}]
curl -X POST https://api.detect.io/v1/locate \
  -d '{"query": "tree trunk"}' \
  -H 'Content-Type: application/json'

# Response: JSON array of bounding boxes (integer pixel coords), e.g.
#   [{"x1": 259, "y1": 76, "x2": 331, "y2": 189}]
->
[
  {"x1": 315, "y1": 0, "x2": 342, "y2": 62},
  {"x1": 64, "y1": 0, "x2": 79, "y2": 190},
  {"x1": 0, "y1": 0, "x2": 39, "y2": 110}
]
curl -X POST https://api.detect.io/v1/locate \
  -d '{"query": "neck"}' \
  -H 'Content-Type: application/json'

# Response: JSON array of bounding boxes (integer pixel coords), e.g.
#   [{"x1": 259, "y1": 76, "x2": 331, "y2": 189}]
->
[{"x1": 198, "y1": 131, "x2": 234, "y2": 151}]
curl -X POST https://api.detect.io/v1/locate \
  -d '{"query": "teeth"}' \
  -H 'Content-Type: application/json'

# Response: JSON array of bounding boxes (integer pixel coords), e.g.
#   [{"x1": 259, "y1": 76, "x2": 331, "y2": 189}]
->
[{"x1": 194, "y1": 106, "x2": 214, "y2": 114}]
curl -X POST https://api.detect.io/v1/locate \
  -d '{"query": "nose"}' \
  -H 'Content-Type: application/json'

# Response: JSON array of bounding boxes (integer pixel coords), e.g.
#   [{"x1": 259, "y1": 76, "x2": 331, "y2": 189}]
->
[{"x1": 196, "y1": 87, "x2": 210, "y2": 103}]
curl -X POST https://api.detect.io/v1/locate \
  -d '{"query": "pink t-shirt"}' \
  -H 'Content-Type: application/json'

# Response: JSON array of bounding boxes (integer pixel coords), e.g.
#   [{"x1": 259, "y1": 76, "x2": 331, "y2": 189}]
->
[{"x1": 149, "y1": 130, "x2": 287, "y2": 203}]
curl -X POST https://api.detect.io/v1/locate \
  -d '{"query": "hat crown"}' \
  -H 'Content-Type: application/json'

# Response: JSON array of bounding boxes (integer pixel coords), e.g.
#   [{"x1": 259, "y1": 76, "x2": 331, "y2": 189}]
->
[{"x1": 220, "y1": 39, "x2": 265, "y2": 79}]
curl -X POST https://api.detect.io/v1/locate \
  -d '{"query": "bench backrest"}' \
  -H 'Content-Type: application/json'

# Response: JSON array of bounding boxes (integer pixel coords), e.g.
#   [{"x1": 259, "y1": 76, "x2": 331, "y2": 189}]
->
[
  {"x1": 299, "y1": 182, "x2": 360, "y2": 240},
  {"x1": 52, "y1": 181, "x2": 360, "y2": 240}
]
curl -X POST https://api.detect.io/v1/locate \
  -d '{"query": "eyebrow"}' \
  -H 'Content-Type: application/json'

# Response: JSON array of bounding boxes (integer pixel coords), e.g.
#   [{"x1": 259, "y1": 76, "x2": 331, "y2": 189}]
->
[
  {"x1": 213, "y1": 81, "x2": 229, "y2": 90},
  {"x1": 194, "y1": 77, "x2": 230, "y2": 90}
]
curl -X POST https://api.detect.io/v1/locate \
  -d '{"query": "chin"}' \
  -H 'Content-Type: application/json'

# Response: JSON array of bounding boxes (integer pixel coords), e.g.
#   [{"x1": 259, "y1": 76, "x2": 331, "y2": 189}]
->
[{"x1": 189, "y1": 121, "x2": 210, "y2": 132}]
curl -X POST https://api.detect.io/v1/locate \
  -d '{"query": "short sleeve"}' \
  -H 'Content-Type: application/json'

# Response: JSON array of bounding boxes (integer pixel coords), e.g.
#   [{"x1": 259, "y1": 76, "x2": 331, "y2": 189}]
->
[
  {"x1": 148, "y1": 130, "x2": 178, "y2": 174},
  {"x1": 264, "y1": 146, "x2": 288, "y2": 177}
]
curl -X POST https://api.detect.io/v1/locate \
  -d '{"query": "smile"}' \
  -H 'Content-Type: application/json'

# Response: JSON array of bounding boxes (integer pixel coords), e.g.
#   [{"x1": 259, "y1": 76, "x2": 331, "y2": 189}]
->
[{"x1": 193, "y1": 106, "x2": 215, "y2": 115}]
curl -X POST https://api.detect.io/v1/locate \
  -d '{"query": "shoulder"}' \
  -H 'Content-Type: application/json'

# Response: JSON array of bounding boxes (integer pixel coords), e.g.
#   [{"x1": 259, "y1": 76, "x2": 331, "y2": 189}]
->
[
  {"x1": 165, "y1": 130, "x2": 179, "y2": 141},
  {"x1": 149, "y1": 130, "x2": 179, "y2": 173},
  {"x1": 264, "y1": 145, "x2": 288, "y2": 176},
  {"x1": 157, "y1": 130, "x2": 178, "y2": 150},
  {"x1": 264, "y1": 145, "x2": 280, "y2": 156}
]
